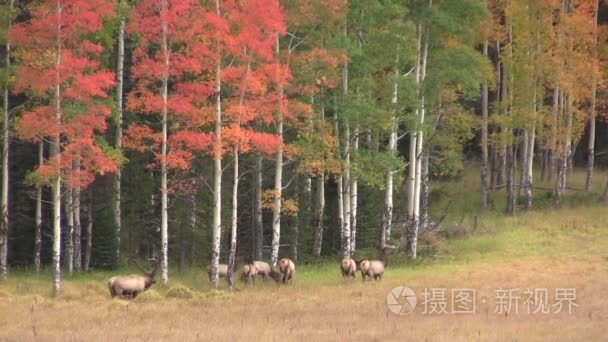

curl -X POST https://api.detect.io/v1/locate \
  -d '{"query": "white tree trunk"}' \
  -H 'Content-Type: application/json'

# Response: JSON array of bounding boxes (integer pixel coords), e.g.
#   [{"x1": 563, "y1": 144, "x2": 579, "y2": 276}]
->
[
  {"x1": 0, "y1": 0, "x2": 14, "y2": 280},
  {"x1": 340, "y1": 22, "x2": 351, "y2": 258},
  {"x1": 114, "y1": 15, "x2": 125, "y2": 262},
  {"x1": 65, "y1": 175, "x2": 74, "y2": 275},
  {"x1": 382, "y1": 48, "x2": 399, "y2": 248},
  {"x1": 160, "y1": 0, "x2": 169, "y2": 285},
  {"x1": 350, "y1": 127, "x2": 358, "y2": 253},
  {"x1": 210, "y1": 0, "x2": 223, "y2": 287},
  {"x1": 342, "y1": 123, "x2": 351, "y2": 258},
  {"x1": 52, "y1": 3, "x2": 63, "y2": 295},
  {"x1": 227, "y1": 148, "x2": 238, "y2": 288},
  {"x1": 586, "y1": 0, "x2": 599, "y2": 192},
  {"x1": 524, "y1": 84, "x2": 536, "y2": 210},
  {"x1": 271, "y1": 118, "x2": 283, "y2": 268},
  {"x1": 313, "y1": 170, "x2": 324, "y2": 257},
  {"x1": 270, "y1": 33, "x2": 284, "y2": 269},
  {"x1": 73, "y1": 160, "x2": 81, "y2": 271},
  {"x1": 407, "y1": 25, "x2": 422, "y2": 255},
  {"x1": 312, "y1": 99, "x2": 325, "y2": 257},
  {"x1": 254, "y1": 156, "x2": 263, "y2": 260},
  {"x1": 34, "y1": 142, "x2": 43, "y2": 272}
]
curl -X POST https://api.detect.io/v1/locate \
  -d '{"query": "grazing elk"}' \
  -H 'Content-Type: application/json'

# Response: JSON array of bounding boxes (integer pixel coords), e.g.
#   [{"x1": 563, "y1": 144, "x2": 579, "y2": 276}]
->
[
  {"x1": 340, "y1": 257, "x2": 357, "y2": 278},
  {"x1": 359, "y1": 246, "x2": 395, "y2": 281},
  {"x1": 279, "y1": 258, "x2": 296, "y2": 285},
  {"x1": 242, "y1": 259, "x2": 273, "y2": 284},
  {"x1": 108, "y1": 259, "x2": 158, "y2": 299}
]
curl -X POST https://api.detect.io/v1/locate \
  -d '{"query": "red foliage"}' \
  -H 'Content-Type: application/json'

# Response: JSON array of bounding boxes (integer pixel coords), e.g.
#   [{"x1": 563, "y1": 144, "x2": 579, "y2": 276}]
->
[{"x1": 12, "y1": 0, "x2": 117, "y2": 189}]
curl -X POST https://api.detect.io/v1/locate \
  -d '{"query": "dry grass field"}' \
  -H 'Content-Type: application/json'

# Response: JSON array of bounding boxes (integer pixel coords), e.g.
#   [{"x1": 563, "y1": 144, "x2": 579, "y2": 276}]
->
[{"x1": 1, "y1": 204, "x2": 607, "y2": 341}]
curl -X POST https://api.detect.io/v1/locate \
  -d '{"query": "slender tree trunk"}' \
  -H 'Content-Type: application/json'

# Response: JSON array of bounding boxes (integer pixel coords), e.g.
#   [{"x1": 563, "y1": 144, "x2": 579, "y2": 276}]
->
[
  {"x1": 292, "y1": 189, "x2": 299, "y2": 261},
  {"x1": 34, "y1": 143, "x2": 43, "y2": 272},
  {"x1": 84, "y1": 188, "x2": 93, "y2": 271},
  {"x1": 190, "y1": 179, "x2": 197, "y2": 264},
  {"x1": 0, "y1": 0, "x2": 14, "y2": 280},
  {"x1": 420, "y1": 153, "x2": 430, "y2": 230},
  {"x1": 505, "y1": 26, "x2": 515, "y2": 215},
  {"x1": 210, "y1": 0, "x2": 223, "y2": 287},
  {"x1": 313, "y1": 96, "x2": 325, "y2": 257},
  {"x1": 334, "y1": 100, "x2": 343, "y2": 249},
  {"x1": 65, "y1": 178, "x2": 73, "y2": 275},
  {"x1": 254, "y1": 156, "x2": 263, "y2": 260},
  {"x1": 227, "y1": 148, "x2": 238, "y2": 288},
  {"x1": 524, "y1": 84, "x2": 537, "y2": 210},
  {"x1": 340, "y1": 21, "x2": 351, "y2": 258},
  {"x1": 350, "y1": 127, "x2": 358, "y2": 253},
  {"x1": 313, "y1": 170, "x2": 324, "y2": 257},
  {"x1": 73, "y1": 160, "x2": 81, "y2": 271},
  {"x1": 114, "y1": 15, "x2": 125, "y2": 263},
  {"x1": 549, "y1": 87, "x2": 559, "y2": 181},
  {"x1": 586, "y1": 0, "x2": 599, "y2": 192},
  {"x1": 407, "y1": 24, "x2": 422, "y2": 257},
  {"x1": 519, "y1": 130, "x2": 528, "y2": 199},
  {"x1": 555, "y1": 91, "x2": 566, "y2": 206},
  {"x1": 270, "y1": 34, "x2": 284, "y2": 269},
  {"x1": 382, "y1": 48, "x2": 399, "y2": 248},
  {"x1": 160, "y1": 0, "x2": 169, "y2": 285},
  {"x1": 480, "y1": 40, "x2": 489, "y2": 210},
  {"x1": 52, "y1": 2, "x2": 63, "y2": 295}
]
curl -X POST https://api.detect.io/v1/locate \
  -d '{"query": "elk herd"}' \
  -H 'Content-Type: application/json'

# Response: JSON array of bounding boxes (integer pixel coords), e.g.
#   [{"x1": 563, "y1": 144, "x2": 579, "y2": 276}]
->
[{"x1": 108, "y1": 247, "x2": 394, "y2": 299}]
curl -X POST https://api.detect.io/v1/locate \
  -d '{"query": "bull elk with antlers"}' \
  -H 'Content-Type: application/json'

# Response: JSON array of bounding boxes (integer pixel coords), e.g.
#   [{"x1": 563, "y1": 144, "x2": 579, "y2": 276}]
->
[{"x1": 108, "y1": 259, "x2": 158, "y2": 299}]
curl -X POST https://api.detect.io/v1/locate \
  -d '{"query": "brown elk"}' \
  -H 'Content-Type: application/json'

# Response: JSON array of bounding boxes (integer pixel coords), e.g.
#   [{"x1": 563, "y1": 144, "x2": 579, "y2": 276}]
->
[
  {"x1": 359, "y1": 246, "x2": 395, "y2": 281},
  {"x1": 279, "y1": 258, "x2": 296, "y2": 285},
  {"x1": 242, "y1": 259, "x2": 273, "y2": 284},
  {"x1": 340, "y1": 257, "x2": 357, "y2": 278},
  {"x1": 108, "y1": 259, "x2": 158, "y2": 299}
]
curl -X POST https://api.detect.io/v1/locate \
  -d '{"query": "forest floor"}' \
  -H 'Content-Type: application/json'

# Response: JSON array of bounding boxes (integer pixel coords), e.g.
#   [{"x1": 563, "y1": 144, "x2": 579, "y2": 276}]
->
[{"x1": 1, "y1": 169, "x2": 608, "y2": 341}]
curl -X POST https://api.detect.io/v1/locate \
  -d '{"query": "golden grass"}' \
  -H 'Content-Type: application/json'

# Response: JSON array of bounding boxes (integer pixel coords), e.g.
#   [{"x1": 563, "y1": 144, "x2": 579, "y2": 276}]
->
[{"x1": 1, "y1": 178, "x2": 607, "y2": 341}]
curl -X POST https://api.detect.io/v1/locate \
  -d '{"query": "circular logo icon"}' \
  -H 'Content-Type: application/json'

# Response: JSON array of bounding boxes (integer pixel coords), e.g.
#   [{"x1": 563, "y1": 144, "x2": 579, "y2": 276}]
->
[{"x1": 387, "y1": 286, "x2": 417, "y2": 315}]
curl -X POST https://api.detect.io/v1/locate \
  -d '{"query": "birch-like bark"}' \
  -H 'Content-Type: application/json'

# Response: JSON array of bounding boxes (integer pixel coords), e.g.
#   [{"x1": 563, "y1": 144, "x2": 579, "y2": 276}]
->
[
  {"x1": 84, "y1": 188, "x2": 92, "y2": 271},
  {"x1": 160, "y1": 0, "x2": 169, "y2": 285},
  {"x1": 65, "y1": 177, "x2": 74, "y2": 275},
  {"x1": 334, "y1": 98, "x2": 343, "y2": 249},
  {"x1": 480, "y1": 40, "x2": 489, "y2": 210},
  {"x1": 313, "y1": 169, "x2": 324, "y2": 257},
  {"x1": 406, "y1": 24, "x2": 422, "y2": 257},
  {"x1": 350, "y1": 127, "x2": 358, "y2": 253},
  {"x1": 114, "y1": 15, "x2": 125, "y2": 262},
  {"x1": 210, "y1": 0, "x2": 223, "y2": 287},
  {"x1": 586, "y1": 0, "x2": 599, "y2": 192},
  {"x1": 73, "y1": 160, "x2": 81, "y2": 271},
  {"x1": 341, "y1": 21, "x2": 351, "y2": 258},
  {"x1": 0, "y1": 0, "x2": 14, "y2": 280},
  {"x1": 52, "y1": 1, "x2": 63, "y2": 295},
  {"x1": 342, "y1": 122, "x2": 351, "y2": 258},
  {"x1": 270, "y1": 34, "x2": 283, "y2": 269},
  {"x1": 227, "y1": 148, "x2": 238, "y2": 288},
  {"x1": 549, "y1": 87, "x2": 559, "y2": 181},
  {"x1": 312, "y1": 99, "x2": 325, "y2": 257},
  {"x1": 34, "y1": 143, "x2": 43, "y2": 272},
  {"x1": 524, "y1": 85, "x2": 536, "y2": 210},
  {"x1": 420, "y1": 153, "x2": 430, "y2": 230},
  {"x1": 412, "y1": 35, "x2": 429, "y2": 258},
  {"x1": 382, "y1": 48, "x2": 399, "y2": 248},
  {"x1": 254, "y1": 156, "x2": 263, "y2": 260}
]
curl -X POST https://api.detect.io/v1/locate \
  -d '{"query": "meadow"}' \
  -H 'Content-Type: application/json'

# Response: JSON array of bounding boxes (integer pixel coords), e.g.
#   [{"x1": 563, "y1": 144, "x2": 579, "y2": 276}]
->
[{"x1": 0, "y1": 168, "x2": 607, "y2": 341}]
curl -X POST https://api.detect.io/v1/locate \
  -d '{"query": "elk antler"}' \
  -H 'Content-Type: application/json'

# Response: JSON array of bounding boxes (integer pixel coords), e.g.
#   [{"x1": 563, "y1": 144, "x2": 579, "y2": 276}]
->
[{"x1": 128, "y1": 259, "x2": 147, "y2": 274}]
